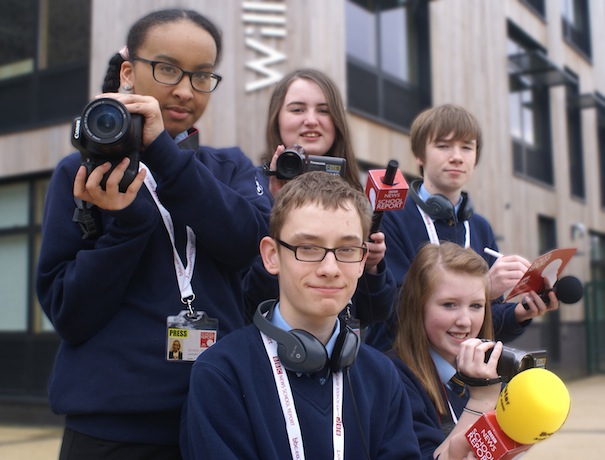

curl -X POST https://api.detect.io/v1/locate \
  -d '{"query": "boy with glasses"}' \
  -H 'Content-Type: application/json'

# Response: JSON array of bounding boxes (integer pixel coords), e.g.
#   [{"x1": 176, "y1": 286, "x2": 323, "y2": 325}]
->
[{"x1": 181, "y1": 171, "x2": 421, "y2": 459}]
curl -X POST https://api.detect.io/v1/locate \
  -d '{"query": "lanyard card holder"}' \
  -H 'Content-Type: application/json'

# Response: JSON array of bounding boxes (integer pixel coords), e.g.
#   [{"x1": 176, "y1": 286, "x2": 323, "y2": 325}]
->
[{"x1": 166, "y1": 310, "x2": 218, "y2": 362}]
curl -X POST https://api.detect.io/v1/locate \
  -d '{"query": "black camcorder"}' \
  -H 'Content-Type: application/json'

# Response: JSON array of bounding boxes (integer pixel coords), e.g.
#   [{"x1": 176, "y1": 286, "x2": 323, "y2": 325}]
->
[
  {"x1": 72, "y1": 98, "x2": 142, "y2": 192},
  {"x1": 485, "y1": 343, "x2": 547, "y2": 383},
  {"x1": 274, "y1": 145, "x2": 347, "y2": 180}
]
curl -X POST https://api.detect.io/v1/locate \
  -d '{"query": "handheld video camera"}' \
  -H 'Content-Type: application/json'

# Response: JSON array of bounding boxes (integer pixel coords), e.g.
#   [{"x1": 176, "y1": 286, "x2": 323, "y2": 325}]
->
[
  {"x1": 72, "y1": 98, "x2": 142, "y2": 192},
  {"x1": 486, "y1": 343, "x2": 547, "y2": 383},
  {"x1": 274, "y1": 145, "x2": 347, "y2": 180}
]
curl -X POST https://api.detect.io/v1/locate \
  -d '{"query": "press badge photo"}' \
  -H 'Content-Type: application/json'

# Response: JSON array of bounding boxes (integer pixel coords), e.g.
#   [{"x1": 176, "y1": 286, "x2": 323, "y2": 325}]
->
[{"x1": 166, "y1": 310, "x2": 218, "y2": 362}]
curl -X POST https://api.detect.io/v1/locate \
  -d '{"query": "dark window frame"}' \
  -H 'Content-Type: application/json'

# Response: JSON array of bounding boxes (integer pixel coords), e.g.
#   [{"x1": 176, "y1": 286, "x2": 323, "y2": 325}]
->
[
  {"x1": 508, "y1": 22, "x2": 563, "y2": 186},
  {"x1": 565, "y1": 69, "x2": 586, "y2": 200},
  {"x1": 0, "y1": 172, "x2": 52, "y2": 335},
  {"x1": 345, "y1": 0, "x2": 432, "y2": 132},
  {"x1": 561, "y1": 0, "x2": 592, "y2": 60},
  {"x1": 0, "y1": 0, "x2": 91, "y2": 135}
]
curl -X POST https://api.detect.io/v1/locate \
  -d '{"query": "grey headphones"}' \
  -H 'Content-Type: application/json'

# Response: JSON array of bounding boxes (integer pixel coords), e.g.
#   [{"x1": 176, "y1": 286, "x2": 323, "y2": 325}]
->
[
  {"x1": 408, "y1": 179, "x2": 473, "y2": 223},
  {"x1": 253, "y1": 300, "x2": 360, "y2": 374}
]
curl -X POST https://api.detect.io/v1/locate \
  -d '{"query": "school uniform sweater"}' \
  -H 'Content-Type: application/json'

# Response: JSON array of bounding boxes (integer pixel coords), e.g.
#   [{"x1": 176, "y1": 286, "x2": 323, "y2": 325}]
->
[
  {"x1": 181, "y1": 323, "x2": 422, "y2": 460},
  {"x1": 389, "y1": 355, "x2": 470, "y2": 460},
  {"x1": 36, "y1": 130, "x2": 271, "y2": 445}
]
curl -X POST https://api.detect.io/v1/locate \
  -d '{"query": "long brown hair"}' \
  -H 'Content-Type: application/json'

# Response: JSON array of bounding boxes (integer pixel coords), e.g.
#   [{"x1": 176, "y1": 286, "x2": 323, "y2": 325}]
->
[
  {"x1": 393, "y1": 242, "x2": 493, "y2": 415},
  {"x1": 263, "y1": 68, "x2": 363, "y2": 191}
]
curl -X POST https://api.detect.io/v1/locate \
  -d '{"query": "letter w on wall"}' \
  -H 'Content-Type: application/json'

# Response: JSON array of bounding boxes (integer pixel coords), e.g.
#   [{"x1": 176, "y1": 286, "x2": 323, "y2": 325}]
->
[{"x1": 245, "y1": 38, "x2": 285, "y2": 92}]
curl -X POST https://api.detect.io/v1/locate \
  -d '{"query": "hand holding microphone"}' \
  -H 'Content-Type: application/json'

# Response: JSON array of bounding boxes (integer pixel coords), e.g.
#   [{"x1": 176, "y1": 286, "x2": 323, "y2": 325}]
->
[
  {"x1": 364, "y1": 160, "x2": 408, "y2": 235},
  {"x1": 465, "y1": 368, "x2": 571, "y2": 459},
  {"x1": 483, "y1": 248, "x2": 583, "y2": 311}
]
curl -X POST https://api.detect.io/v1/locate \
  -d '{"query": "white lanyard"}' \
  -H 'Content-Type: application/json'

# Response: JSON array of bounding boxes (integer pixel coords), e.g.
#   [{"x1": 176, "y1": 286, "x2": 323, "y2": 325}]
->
[
  {"x1": 140, "y1": 163, "x2": 196, "y2": 301},
  {"x1": 416, "y1": 205, "x2": 471, "y2": 248},
  {"x1": 260, "y1": 331, "x2": 345, "y2": 460}
]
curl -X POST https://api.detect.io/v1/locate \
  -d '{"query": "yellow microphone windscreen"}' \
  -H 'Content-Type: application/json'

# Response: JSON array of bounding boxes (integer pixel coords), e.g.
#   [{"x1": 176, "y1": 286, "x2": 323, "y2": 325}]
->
[{"x1": 496, "y1": 368, "x2": 571, "y2": 444}]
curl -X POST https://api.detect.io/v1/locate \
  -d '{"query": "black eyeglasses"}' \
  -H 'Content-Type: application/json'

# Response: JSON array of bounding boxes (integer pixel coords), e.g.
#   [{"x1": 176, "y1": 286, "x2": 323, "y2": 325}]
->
[
  {"x1": 131, "y1": 56, "x2": 222, "y2": 93},
  {"x1": 275, "y1": 238, "x2": 367, "y2": 263}
]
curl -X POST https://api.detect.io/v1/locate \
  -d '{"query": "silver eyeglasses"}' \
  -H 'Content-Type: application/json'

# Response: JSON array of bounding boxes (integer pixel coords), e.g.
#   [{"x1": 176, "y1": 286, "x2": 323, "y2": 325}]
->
[
  {"x1": 275, "y1": 238, "x2": 367, "y2": 263},
  {"x1": 131, "y1": 56, "x2": 222, "y2": 93}
]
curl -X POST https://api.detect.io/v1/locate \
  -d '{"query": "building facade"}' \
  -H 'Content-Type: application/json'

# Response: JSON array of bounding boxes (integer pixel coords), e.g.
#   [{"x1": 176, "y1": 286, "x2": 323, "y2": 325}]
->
[{"x1": 1, "y1": 0, "x2": 604, "y2": 414}]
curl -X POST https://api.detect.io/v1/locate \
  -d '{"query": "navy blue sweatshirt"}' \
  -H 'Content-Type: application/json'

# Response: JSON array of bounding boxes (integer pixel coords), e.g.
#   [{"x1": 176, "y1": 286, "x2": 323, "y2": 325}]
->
[
  {"x1": 36, "y1": 130, "x2": 271, "y2": 445},
  {"x1": 181, "y1": 323, "x2": 422, "y2": 459}
]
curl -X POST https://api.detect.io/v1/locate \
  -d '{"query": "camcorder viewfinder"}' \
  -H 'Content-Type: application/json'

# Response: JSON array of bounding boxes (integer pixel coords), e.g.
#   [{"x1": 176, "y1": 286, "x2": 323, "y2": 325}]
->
[
  {"x1": 274, "y1": 144, "x2": 347, "y2": 180},
  {"x1": 72, "y1": 98, "x2": 142, "y2": 192},
  {"x1": 485, "y1": 342, "x2": 547, "y2": 384}
]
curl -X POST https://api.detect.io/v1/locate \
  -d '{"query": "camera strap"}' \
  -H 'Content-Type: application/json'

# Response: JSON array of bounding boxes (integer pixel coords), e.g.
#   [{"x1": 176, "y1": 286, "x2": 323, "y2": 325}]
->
[{"x1": 72, "y1": 198, "x2": 100, "y2": 240}]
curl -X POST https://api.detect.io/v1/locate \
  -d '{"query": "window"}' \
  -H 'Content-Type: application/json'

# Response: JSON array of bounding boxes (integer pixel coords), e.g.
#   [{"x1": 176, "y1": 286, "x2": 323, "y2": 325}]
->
[
  {"x1": 507, "y1": 37, "x2": 554, "y2": 185},
  {"x1": 0, "y1": 177, "x2": 51, "y2": 333},
  {"x1": 346, "y1": 0, "x2": 431, "y2": 131},
  {"x1": 561, "y1": 0, "x2": 591, "y2": 59},
  {"x1": 590, "y1": 232, "x2": 605, "y2": 281},
  {"x1": 565, "y1": 70, "x2": 585, "y2": 199},
  {"x1": 507, "y1": 22, "x2": 574, "y2": 186},
  {"x1": 0, "y1": 0, "x2": 91, "y2": 134}
]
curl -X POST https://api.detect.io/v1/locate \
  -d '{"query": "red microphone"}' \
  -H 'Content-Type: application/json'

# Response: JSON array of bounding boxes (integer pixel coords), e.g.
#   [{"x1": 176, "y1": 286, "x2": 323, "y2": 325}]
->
[
  {"x1": 365, "y1": 160, "x2": 408, "y2": 235},
  {"x1": 465, "y1": 368, "x2": 571, "y2": 460}
]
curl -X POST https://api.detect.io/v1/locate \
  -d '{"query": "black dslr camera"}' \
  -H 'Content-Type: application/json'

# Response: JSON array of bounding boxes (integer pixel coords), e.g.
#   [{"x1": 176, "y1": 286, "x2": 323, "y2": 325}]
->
[
  {"x1": 486, "y1": 344, "x2": 547, "y2": 383},
  {"x1": 72, "y1": 98, "x2": 142, "y2": 192},
  {"x1": 274, "y1": 145, "x2": 347, "y2": 180}
]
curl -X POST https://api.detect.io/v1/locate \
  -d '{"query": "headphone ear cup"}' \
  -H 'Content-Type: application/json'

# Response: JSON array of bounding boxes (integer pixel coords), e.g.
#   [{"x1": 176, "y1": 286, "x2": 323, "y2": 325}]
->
[
  {"x1": 458, "y1": 192, "x2": 474, "y2": 221},
  {"x1": 329, "y1": 323, "x2": 360, "y2": 373},
  {"x1": 283, "y1": 330, "x2": 328, "y2": 374},
  {"x1": 409, "y1": 180, "x2": 456, "y2": 222},
  {"x1": 253, "y1": 301, "x2": 329, "y2": 374},
  {"x1": 425, "y1": 194, "x2": 455, "y2": 221}
]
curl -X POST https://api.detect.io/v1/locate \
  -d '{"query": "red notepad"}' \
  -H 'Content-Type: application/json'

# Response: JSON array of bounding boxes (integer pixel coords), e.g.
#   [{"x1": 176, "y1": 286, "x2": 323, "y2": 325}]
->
[{"x1": 504, "y1": 248, "x2": 577, "y2": 301}]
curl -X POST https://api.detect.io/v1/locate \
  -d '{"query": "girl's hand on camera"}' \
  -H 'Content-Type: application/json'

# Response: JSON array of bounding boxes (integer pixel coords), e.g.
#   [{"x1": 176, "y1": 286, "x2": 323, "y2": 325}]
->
[
  {"x1": 73, "y1": 159, "x2": 146, "y2": 211},
  {"x1": 457, "y1": 338, "x2": 503, "y2": 406},
  {"x1": 97, "y1": 93, "x2": 164, "y2": 148},
  {"x1": 268, "y1": 144, "x2": 289, "y2": 197}
]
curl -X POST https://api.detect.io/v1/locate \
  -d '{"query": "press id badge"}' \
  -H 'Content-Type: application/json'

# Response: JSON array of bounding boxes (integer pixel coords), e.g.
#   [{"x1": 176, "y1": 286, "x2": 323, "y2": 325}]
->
[{"x1": 166, "y1": 310, "x2": 218, "y2": 362}]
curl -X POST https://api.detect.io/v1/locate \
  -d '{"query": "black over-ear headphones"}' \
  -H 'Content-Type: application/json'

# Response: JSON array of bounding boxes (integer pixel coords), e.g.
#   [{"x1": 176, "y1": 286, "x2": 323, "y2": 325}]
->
[
  {"x1": 253, "y1": 300, "x2": 360, "y2": 374},
  {"x1": 408, "y1": 179, "x2": 473, "y2": 223}
]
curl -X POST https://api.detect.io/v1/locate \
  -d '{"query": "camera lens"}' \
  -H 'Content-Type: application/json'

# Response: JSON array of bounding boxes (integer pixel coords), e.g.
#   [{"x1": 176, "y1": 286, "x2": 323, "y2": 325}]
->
[
  {"x1": 96, "y1": 113, "x2": 117, "y2": 135},
  {"x1": 276, "y1": 150, "x2": 304, "y2": 179},
  {"x1": 84, "y1": 100, "x2": 127, "y2": 142}
]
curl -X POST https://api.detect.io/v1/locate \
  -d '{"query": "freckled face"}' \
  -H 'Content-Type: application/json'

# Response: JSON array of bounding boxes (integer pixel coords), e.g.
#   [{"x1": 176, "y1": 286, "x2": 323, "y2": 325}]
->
[{"x1": 423, "y1": 270, "x2": 486, "y2": 366}]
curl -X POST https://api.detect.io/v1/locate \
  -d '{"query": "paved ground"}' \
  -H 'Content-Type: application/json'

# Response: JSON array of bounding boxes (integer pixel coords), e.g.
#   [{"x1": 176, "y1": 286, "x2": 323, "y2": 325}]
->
[{"x1": 0, "y1": 375, "x2": 603, "y2": 459}]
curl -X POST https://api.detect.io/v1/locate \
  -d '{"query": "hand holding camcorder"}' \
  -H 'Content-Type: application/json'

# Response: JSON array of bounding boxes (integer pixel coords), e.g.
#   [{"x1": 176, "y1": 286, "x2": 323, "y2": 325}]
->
[
  {"x1": 72, "y1": 98, "x2": 142, "y2": 192},
  {"x1": 265, "y1": 144, "x2": 347, "y2": 180},
  {"x1": 455, "y1": 342, "x2": 547, "y2": 387}
]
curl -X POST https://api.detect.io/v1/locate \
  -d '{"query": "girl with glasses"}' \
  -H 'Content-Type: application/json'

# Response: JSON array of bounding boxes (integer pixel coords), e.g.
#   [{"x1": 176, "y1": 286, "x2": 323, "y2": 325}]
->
[{"x1": 37, "y1": 8, "x2": 271, "y2": 459}]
